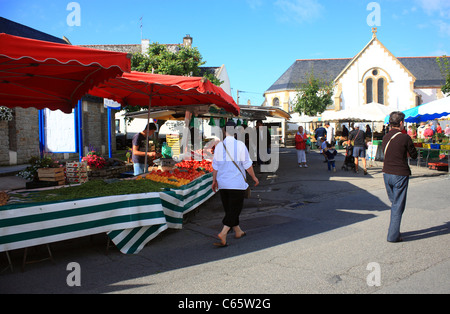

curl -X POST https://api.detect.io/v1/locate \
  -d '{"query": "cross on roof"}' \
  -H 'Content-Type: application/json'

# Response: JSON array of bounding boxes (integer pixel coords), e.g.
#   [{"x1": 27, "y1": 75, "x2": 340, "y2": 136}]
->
[{"x1": 372, "y1": 27, "x2": 378, "y2": 38}]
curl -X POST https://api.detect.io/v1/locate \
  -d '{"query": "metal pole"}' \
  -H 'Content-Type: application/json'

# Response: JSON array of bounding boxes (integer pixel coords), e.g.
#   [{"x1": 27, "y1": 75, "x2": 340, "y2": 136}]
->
[
  {"x1": 107, "y1": 107, "x2": 112, "y2": 158},
  {"x1": 144, "y1": 87, "x2": 153, "y2": 173},
  {"x1": 77, "y1": 100, "x2": 83, "y2": 162}
]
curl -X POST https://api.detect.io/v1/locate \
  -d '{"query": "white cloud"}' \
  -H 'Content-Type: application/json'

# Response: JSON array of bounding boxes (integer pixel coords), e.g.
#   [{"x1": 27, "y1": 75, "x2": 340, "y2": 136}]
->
[
  {"x1": 415, "y1": 0, "x2": 450, "y2": 37},
  {"x1": 274, "y1": 0, "x2": 324, "y2": 24},
  {"x1": 246, "y1": 0, "x2": 264, "y2": 10},
  {"x1": 436, "y1": 20, "x2": 450, "y2": 37},
  {"x1": 416, "y1": 0, "x2": 450, "y2": 18}
]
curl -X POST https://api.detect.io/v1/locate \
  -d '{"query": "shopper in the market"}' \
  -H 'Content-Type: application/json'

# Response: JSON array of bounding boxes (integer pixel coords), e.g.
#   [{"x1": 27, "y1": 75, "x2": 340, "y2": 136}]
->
[
  {"x1": 348, "y1": 124, "x2": 368, "y2": 175},
  {"x1": 314, "y1": 123, "x2": 327, "y2": 148},
  {"x1": 211, "y1": 120, "x2": 259, "y2": 247},
  {"x1": 382, "y1": 111, "x2": 418, "y2": 243},
  {"x1": 132, "y1": 123, "x2": 161, "y2": 176},
  {"x1": 445, "y1": 124, "x2": 450, "y2": 136},
  {"x1": 295, "y1": 125, "x2": 308, "y2": 168}
]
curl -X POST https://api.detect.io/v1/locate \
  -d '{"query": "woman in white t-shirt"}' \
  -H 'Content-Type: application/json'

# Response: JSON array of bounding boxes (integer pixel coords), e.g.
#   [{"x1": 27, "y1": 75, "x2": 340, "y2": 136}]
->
[{"x1": 211, "y1": 121, "x2": 259, "y2": 247}]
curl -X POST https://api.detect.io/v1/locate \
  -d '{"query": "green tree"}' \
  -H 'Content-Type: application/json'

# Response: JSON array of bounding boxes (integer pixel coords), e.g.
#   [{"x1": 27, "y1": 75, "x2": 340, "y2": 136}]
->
[
  {"x1": 437, "y1": 56, "x2": 450, "y2": 96},
  {"x1": 292, "y1": 70, "x2": 334, "y2": 116},
  {"x1": 124, "y1": 43, "x2": 224, "y2": 119}
]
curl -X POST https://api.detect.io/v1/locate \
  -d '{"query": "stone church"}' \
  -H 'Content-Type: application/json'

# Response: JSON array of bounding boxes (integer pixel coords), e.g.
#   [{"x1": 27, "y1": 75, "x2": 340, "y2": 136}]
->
[{"x1": 264, "y1": 28, "x2": 449, "y2": 129}]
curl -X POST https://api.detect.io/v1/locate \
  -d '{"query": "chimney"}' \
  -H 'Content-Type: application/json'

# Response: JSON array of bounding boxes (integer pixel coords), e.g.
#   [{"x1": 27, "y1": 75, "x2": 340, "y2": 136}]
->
[
  {"x1": 141, "y1": 38, "x2": 150, "y2": 54},
  {"x1": 183, "y1": 34, "x2": 193, "y2": 48}
]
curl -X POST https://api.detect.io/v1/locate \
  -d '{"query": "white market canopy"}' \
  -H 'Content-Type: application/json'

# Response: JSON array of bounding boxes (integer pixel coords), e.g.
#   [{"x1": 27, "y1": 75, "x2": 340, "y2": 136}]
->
[{"x1": 322, "y1": 102, "x2": 393, "y2": 122}]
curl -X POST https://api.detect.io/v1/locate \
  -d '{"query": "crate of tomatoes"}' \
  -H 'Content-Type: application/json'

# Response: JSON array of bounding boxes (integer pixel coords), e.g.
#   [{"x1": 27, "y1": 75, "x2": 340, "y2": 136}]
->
[{"x1": 175, "y1": 159, "x2": 213, "y2": 173}]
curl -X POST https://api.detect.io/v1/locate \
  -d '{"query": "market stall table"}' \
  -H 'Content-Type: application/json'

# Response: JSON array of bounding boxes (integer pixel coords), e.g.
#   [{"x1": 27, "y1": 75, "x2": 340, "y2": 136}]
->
[
  {"x1": 0, "y1": 173, "x2": 215, "y2": 267},
  {"x1": 414, "y1": 147, "x2": 450, "y2": 173}
]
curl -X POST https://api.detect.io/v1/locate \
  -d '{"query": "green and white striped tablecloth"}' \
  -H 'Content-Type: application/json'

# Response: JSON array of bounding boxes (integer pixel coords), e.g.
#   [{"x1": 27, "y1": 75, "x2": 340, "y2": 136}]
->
[
  {"x1": 108, "y1": 173, "x2": 214, "y2": 254},
  {"x1": 0, "y1": 173, "x2": 215, "y2": 255}
]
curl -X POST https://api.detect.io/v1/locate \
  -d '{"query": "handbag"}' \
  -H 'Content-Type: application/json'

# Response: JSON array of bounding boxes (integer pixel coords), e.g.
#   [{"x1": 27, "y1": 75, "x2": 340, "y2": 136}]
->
[
  {"x1": 223, "y1": 143, "x2": 251, "y2": 198},
  {"x1": 351, "y1": 129, "x2": 360, "y2": 146}
]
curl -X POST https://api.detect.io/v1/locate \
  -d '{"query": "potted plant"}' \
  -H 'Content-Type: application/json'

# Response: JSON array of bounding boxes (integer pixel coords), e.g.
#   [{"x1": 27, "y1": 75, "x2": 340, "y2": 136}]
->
[
  {"x1": 18, "y1": 155, "x2": 65, "y2": 188},
  {"x1": 126, "y1": 147, "x2": 132, "y2": 163},
  {"x1": 82, "y1": 151, "x2": 107, "y2": 170}
]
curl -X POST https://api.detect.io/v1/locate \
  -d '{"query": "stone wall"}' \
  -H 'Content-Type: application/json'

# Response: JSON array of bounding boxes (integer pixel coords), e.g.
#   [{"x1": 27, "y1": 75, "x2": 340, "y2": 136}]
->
[
  {"x1": 0, "y1": 98, "x2": 118, "y2": 166},
  {"x1": 0, "y1": 120, "x2": 10, "y2": 165},
  {"x1": 0, "y1": 107, "x2": 40, "y2": 166},
  {"x1": 15, "y1": 107, "x2": 40, "y2": 164}
]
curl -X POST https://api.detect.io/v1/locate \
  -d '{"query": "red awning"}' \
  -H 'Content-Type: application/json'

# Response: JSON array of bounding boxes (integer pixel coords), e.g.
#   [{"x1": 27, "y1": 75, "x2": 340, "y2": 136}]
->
[
  {"x1": 88, "y1": 71, "x2": 240, "y2": 115},
  {"x1": 0, "y1": 33, "x2": 131, "y2": 113}
]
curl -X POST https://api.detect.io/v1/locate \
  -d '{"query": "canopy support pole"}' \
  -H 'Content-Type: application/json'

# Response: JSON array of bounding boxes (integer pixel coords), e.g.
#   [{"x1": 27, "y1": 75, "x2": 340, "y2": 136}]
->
[
  {"x1": 77, "y1": 100, "x2": 84, "y2": 162},
  {"x1": 107, "y1": 107, "x2": 112, "y2": 158},
  {"x1": 144, "y1": 87, "x2": 153, "y2": 173}
]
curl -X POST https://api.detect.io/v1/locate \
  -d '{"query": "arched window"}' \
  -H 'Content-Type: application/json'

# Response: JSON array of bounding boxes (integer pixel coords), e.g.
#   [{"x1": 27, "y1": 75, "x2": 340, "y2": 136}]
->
[
  {"x1": 366, "y1": 78, "x2": 373, "y2": 103},
  {"x1": 363, "y1": 68, "x2": 389, "y2": 105},
  {"x1": 377, "y1": 78, "x2": 385, "y2": 105},
  {"x1": 272, "y1": 97, "x2": 280, "y2": 107}
]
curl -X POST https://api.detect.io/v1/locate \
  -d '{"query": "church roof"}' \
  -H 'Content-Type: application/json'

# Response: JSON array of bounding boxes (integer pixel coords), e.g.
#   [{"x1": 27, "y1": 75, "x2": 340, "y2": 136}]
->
[
  {"x1": 398, "y1": 56, "x2": 448, "y2": 88},
  {"x1": 265, "y1": 55, "x2": 449, "y2": 94},
  {"x1": 266, "y1": 58, "x2": 351, "y2": 93}
]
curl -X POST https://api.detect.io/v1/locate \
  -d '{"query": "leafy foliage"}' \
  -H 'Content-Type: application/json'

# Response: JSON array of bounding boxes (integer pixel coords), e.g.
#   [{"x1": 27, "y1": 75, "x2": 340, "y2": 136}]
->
[
  {"x1": 292, "y1": 70, "x2": 335, "y2": 116},
  {"x1": 17, "y1": 156, "x2": 62, "y2": 181},
  {"x1": 25, "y1": 179, "x2": 173, "y2": 203},
  {"x1": 0, "y1": 106, "x2": 13, "y2": 121},
  {"x1": 124, "y1": 43, "x2": 224, "y2": 121},
  {"x1": 437, "y1": 56, "x2": 450, "y2": 96}
]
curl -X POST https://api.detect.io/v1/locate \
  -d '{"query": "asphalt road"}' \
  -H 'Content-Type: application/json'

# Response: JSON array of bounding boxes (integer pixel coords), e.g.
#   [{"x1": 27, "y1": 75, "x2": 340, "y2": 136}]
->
[{"x1": 1, "y1": 148, "x2": 449, "y2": 294}]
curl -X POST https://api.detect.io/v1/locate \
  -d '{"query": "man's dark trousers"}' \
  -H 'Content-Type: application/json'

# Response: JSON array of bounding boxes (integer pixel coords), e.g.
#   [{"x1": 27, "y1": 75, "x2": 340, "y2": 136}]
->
[{"x1": 383, "y1": 173, "x2": 409, "y2": 242}]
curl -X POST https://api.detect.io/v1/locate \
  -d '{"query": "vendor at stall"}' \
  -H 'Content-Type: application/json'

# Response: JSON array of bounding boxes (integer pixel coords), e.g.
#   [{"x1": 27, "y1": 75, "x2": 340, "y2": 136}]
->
[{"x1": 132, "y1": 123, "x2": 162, "y2": 176}]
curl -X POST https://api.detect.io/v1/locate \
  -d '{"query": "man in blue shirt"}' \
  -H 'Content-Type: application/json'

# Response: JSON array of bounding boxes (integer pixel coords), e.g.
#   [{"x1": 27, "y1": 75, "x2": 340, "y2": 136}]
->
[{"x1": 315, "y1": 123, "x2": 327, "y2": 149}]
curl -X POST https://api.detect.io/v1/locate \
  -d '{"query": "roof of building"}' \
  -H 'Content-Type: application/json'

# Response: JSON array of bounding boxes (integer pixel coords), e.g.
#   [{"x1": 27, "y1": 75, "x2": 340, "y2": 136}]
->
[
  {"x1": 266, "y1": 58, "x2": 351, "y2": 93},
  {"x1": 398, "y1": 56, "x2": 448, "y2": 88},
  {"x1": 265, "y1": 55, "x2": 449, "y2": 94},
  {"x1": 0, "y1": 17, "x2": 67, "y2": 44},
  {"x1": 79, "y1": 43, "x2": 184, "y2": 54}
]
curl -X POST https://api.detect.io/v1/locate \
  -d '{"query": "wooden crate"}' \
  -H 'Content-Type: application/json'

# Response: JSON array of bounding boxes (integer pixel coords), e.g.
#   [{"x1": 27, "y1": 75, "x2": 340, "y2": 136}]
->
[
  {"x1": 66, "y1": 161, "x2": 88, "y2": 184},
  {"x1": 38, "y1": 167, "x2": 65, "y2": 184}
]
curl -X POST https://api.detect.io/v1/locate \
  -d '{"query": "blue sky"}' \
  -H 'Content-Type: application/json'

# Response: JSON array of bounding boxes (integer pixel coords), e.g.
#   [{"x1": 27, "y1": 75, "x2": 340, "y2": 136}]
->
[{"x1": 2, "y1": 0, "x2": 450, "y2": 106}]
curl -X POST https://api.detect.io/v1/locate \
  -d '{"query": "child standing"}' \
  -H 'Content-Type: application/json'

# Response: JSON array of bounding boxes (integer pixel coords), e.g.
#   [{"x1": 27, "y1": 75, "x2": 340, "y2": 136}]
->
[{"x1": 324, "y1": 142, "x2": 337, "y2": 172}]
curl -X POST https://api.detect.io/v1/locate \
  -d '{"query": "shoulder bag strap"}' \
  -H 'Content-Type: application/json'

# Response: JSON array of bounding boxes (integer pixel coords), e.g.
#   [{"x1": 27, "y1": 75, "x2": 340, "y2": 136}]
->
[
  {"x1": 384, "y1": 132, "x2": 401, "y2": 156},
  {"x1": 223, "y1": 142, "x2": 247, "y2": 183}
]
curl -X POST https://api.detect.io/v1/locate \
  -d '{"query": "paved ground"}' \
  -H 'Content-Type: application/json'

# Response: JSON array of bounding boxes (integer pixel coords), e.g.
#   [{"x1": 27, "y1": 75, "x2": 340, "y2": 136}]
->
[{"x1": 0, "y1": 148, "x2": 449, "y2": 294}]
